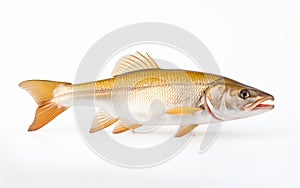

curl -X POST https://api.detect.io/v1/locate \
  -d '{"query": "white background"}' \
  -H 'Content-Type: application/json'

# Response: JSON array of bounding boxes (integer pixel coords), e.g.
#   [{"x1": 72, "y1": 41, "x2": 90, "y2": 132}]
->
[{"x1": 1, "y1": 0, "x2": 300, "y2": 187}]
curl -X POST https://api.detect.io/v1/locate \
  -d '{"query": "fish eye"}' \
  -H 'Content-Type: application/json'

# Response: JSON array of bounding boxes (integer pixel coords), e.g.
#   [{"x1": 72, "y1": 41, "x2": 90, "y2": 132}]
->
[{"x1": 239, "y1": 89, "x2": 251, "y2": 99}]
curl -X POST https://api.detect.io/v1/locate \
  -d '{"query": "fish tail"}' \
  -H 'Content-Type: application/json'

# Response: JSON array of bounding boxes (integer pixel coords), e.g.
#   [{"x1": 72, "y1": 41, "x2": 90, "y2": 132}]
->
[{"x1": 19, "y1": 80, "x2": 72, "y2": 131}]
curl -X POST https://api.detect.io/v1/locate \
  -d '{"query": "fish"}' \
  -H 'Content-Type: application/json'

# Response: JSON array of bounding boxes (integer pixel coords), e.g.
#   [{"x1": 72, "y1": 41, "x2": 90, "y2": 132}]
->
[{"x1": 19, "y1": 52, "x2": 274, "y2": 137}]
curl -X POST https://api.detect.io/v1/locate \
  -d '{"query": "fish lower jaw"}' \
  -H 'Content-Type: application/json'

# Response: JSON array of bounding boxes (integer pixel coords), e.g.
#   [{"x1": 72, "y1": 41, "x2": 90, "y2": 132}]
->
[
  {"x1": 246, "y1": 98, "x2": 274, "y2": 111},
  {"x1": 252, "y1": 103, "x2": 274, "y2": 111}
]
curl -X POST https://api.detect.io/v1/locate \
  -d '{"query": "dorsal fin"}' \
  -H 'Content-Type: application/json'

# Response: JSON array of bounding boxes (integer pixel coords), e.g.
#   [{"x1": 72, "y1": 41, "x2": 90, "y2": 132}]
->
[{"x1": 112, "y1": 52, "x2": 160, "y2": 77}]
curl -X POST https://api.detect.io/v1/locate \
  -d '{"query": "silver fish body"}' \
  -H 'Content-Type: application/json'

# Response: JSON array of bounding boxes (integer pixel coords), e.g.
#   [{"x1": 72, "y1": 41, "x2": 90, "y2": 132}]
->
[{"x1": 19, "y1": 52, "x2": 274, "y2": 136}]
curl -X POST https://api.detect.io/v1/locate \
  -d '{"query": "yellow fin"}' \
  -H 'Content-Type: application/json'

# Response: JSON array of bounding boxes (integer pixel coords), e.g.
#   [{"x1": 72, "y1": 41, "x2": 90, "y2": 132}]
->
[
  {"x1": 19, "y1": 80, "x2": 71, "y2": 106},
  {"x1": 28, "y1": 102, "x2": 68, "y2": 131},
  {"x1": 19, "y1": 80, "x2": 71, "y2": 131},
  {"x1": 166, "y1": 106, "x2": 204, "y2": 116},
  {"x1": 175, "y1": 124, "x2": 198, "y2": 137},
  {"x1": 89, "y1": 111, "x2": 118, "y2": 133},
  {"x1": 112, "y1": 52, "x2": 159, "y2": 77},
  {"x1": 112, "y1": 121, "x2": 142, "y2": 134}
]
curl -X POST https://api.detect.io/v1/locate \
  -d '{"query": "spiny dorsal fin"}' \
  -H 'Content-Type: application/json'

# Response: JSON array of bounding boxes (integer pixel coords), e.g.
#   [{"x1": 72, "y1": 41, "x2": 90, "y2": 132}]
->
[
  {"x1": 89, "y1": 111, "x2": 118, "y2": 133},
  {"x1": 112, "y1": 52, "x2": 159, "y2": 77}
]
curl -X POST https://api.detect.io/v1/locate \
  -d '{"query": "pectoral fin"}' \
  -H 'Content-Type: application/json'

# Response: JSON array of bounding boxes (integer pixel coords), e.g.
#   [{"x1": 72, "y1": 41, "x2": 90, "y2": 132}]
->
[
  {"x1": 113, "y1": 121, "x2": 142, "y2": 134},
  {"x1": 166, "y1": 106, "x2": 204, "y2": 116},
  {"x1": 89, "y1": 111, "x2": 118, "y2": 133},
  {"x1": 175, "y1": 124, "x2": 198, "y2": 137}
]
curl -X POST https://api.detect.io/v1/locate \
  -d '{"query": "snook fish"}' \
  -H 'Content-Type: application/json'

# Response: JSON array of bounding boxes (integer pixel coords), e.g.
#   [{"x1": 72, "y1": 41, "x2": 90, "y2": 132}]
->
[{"x1": 19, "y1": 52, "x2": 274, "y2": 137}]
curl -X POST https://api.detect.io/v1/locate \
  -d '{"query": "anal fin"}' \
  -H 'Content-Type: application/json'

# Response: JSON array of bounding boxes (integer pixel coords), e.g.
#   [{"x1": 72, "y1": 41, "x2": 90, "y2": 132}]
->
[{"x1": 90, "y1": 111, "x2": 118, "y2": 133}]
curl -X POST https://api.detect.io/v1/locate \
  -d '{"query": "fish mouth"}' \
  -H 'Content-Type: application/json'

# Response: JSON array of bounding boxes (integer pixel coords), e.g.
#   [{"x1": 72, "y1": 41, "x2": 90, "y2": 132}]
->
[{"x1": 246, "y1": 96, "x2": 274, "y2": 111}]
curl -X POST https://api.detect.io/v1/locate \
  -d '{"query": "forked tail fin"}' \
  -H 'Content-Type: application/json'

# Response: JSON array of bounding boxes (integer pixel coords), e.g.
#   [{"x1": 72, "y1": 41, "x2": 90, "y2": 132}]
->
[{"x1": 19, "y1": 80, "x2": 71, "y2": 131}]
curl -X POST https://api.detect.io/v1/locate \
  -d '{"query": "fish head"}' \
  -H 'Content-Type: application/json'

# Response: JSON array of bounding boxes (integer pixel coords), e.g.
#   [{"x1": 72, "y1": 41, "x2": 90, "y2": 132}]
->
[{"x1": 205, "y1": 77, "x2": 274, "y2": 121}]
